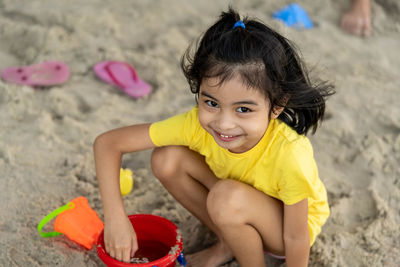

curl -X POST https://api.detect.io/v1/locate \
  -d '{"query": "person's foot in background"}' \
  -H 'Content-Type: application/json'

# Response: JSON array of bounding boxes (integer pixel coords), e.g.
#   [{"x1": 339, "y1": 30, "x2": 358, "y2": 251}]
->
[{"x1": 341, "y1": 0, "x2": 371, "y2": 36}]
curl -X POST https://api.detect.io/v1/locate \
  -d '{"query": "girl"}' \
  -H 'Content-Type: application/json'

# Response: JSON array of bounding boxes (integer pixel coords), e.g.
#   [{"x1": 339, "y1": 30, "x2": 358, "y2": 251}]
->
[{"x1": 94, "y1": 8, "x2": 334, "y2": 267}]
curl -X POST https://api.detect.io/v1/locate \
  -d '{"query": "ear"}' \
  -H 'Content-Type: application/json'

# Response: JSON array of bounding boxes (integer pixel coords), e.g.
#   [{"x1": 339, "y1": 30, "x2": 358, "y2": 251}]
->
[
  {"x1": 271, "y1": 94, "x2": 289, "y2": 119},
  {"x1": 271, "y1": 106, "x2": 284, "y2": 119}
]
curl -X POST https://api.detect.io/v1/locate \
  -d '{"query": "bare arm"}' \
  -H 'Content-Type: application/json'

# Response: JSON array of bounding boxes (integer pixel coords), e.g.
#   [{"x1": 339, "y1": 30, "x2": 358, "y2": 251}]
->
[
  {"x1": 283, "y1": 198, "x2": 310, "y2": 267},
  {"x1": 93, "y1": 123, "x2": 156, "y2": 262}
]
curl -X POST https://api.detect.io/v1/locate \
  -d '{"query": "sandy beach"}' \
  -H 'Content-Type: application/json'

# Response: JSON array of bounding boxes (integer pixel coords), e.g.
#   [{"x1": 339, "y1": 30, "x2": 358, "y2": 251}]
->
[{"x1": 1, "y1": 0, "x2": 399, "y2": 266}]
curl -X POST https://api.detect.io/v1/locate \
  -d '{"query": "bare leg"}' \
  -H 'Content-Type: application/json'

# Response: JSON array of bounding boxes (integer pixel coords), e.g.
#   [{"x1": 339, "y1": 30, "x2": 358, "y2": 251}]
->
[
  {"x1": 340, "y1": 0, "x2": 371, "y2": 37},
  {"x1": 207, "y1": 179, "x2": 285, "y2": 267},
  {"x1": 151, "y1": 146, "x2": 233, "y2": 267}
]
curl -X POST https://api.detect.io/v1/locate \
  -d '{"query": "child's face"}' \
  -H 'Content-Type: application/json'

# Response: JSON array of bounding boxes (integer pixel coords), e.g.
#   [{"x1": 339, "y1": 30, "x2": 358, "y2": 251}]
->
[{"x1": 198, "y1": 75, "x2": 275, "y2": 153}]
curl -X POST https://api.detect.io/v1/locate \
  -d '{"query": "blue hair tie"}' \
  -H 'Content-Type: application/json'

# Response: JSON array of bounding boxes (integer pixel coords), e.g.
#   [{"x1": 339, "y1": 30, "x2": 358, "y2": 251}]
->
[{"x1": 233, "y1": 20, "x2": 245, "y2": 29}]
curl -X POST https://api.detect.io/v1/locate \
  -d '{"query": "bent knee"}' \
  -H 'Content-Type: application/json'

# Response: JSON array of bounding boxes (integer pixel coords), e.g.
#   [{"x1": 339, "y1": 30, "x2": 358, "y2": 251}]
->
[
  {"x1": 151, "y1": 146, "x2": 185, "y2": 181},
  {"x1": 207, "y1": 179, "x2": 249, "y2": 225}
]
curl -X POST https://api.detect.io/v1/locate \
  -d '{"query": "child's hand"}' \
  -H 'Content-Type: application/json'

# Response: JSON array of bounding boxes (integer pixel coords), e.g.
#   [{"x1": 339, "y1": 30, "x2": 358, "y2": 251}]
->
[{"x1": 104, "y1": 216, "x2": 138, "y2": 263}]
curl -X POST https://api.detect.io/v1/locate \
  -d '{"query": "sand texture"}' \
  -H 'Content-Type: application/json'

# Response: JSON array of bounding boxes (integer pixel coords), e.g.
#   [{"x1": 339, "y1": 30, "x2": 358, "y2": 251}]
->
[{"x1": 0, "y1": 0, "x2": 399, "y2": 266}]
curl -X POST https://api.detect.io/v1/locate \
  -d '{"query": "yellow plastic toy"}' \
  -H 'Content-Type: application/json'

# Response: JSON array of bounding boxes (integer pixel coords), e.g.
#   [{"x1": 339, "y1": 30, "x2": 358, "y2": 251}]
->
[{"x1": 120, "y1": 168, "x2": 133, "y2": 196}]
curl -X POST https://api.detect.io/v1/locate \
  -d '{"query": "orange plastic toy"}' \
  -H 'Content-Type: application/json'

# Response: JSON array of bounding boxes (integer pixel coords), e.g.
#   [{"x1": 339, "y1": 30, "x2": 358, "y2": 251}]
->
[{"x1": 38, "y1": 196, "x2": 104, "y2": 250}]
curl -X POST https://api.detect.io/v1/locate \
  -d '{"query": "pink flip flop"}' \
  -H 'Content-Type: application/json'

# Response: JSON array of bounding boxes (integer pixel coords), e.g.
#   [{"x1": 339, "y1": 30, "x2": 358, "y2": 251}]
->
[
  {"x1": 93, "y1": 61, "x2": 151, "y2": 99},
  {"x1": 1, "y1": 61, "x2": 70, "y2": 87}
]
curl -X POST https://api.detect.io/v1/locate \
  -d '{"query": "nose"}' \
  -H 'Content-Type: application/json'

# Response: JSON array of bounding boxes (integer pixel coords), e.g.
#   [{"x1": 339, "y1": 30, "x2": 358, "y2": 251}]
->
[{"x1": 216, "y1": 110, "x2": 236, "y2": 131}]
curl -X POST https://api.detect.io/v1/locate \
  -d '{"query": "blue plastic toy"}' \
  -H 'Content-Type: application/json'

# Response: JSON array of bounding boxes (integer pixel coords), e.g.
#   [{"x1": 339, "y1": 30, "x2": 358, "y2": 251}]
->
[{"x1": 272, "y1": 3, "x2": 313, "y2": 29}]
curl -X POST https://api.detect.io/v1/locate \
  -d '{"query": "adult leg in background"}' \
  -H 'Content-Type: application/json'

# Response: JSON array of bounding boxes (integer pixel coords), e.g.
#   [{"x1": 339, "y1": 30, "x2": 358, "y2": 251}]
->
[{"x1": 341, "y1": 0, "x2": 371, "y2": 36}]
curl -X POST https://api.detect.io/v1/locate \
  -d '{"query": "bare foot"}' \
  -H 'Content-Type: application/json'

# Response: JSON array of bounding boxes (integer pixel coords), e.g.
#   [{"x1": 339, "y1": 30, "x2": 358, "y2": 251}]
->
[
  {"x1": 186, "y1": 241, "x2": 234, "y2": 267},
  {"x1": 340, "y1": 0, "x2": 371, "y2": 37}
]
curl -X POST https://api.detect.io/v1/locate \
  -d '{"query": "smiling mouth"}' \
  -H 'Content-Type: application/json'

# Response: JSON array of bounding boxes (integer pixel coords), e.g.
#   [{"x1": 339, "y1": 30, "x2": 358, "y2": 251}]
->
[{"x1": 214, "y1": 131, "x2": 240, "y2": 142}]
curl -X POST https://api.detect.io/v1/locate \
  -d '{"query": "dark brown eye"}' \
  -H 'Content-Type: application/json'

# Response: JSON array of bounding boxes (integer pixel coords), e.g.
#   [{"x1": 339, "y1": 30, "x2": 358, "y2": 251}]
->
[
  {"x1": 205, "y1": 100, "x2": 219, "y2": 108},
  {"x1": 237, "y1": 107, "x2": 251, "y2": 113}
]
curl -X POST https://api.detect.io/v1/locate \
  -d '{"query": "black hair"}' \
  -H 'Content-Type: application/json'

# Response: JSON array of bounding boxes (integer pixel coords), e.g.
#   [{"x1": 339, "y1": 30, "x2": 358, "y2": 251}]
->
[{"x1": 181, "y1": 8, "x2": 335, "y2": 135}]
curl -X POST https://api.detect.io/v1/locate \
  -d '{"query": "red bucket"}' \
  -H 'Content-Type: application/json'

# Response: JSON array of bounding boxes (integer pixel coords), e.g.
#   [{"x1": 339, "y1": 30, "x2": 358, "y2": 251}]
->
[{"x1": 97, "y1": 214, "x2": 184, "y2": 267}]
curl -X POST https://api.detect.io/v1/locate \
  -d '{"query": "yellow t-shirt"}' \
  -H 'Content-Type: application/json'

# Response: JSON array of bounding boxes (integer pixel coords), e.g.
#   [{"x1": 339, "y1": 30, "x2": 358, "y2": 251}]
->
[{"x1": 149, "y1": 107, "x2": 329, "y2": 245}]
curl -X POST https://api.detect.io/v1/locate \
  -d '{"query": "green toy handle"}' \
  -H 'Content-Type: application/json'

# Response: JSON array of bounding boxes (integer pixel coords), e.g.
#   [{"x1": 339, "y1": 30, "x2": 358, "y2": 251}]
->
[{"x1": 37, "y1": 202, "x2": 75, "y2": 238}]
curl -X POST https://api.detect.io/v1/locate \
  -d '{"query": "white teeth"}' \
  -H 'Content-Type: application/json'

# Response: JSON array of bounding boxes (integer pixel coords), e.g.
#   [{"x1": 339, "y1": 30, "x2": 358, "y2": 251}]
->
[{"x1": 220, "y1": 134, "x2": 233, "y2": 138}]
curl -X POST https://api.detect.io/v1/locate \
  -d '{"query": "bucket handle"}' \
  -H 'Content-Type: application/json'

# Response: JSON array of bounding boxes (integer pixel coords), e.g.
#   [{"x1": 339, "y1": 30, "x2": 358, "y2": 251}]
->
[
  {"x1": 37, "y1": 202, "x2": 75, "y2": 238},
  {"x1": 177, "y1": 252, "x2": 187, "y2": 267}
]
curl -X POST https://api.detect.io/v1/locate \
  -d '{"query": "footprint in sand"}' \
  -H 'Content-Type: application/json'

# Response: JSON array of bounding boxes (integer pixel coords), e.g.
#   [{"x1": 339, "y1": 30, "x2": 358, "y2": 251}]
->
[{"x1": 333, "y1": 189, "x2": 379, "y2": 232}]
